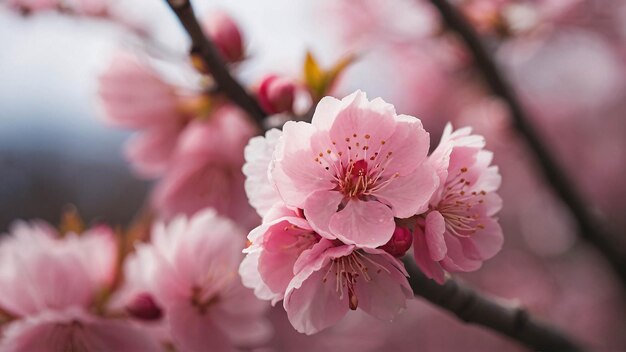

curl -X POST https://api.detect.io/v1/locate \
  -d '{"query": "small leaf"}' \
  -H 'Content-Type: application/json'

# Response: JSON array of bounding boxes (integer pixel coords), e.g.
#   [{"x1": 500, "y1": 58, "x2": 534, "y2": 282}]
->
[
  {"x1": 303, "y1": 51, "x2": 357, "y2": 102},
  {"x1": 323, "y1": 53, "x2": 357, "y2": 96},
  {"x1": 303, "y1": 51, "x2": 324, "y2": 97}
]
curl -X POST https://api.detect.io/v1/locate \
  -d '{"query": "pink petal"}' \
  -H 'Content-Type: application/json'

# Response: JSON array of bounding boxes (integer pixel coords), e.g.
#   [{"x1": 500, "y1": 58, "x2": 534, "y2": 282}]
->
[
  {"x1": 413, "y1": 226, "x2": 445, "y2": 284},
  {"x1": 353, "y1": 251, "x2": 412, "y2": 320},
  {"x1": 292, "y1": 239, "x2": 342, "y2": 275},
  {"x1": 262, "y1": 203, "x2": 298, "y2": 223},
  {"x1": 172, "y1": 209, "x2": 244, "y2": 288},
  {"x1": 209, "y1": 283, "x2": 272, "y2": 347},
  {"x1": 243, "y1": 129, "x2": 284, "y2": 218},
  {"x1": 239, "y1": 249, "x2": 281, "y2": 304},
  {"x1": 124, "y1": 125, "x2": 180, "y2": 178},
  {"x1": 427, "y1": 123, "x2": 454, "y2": 199},
  {"x1": 303, "y1": 190, "x2": 344, "y2": 239},
  {"x1": 328, "y1": 200, "x2": 395, "y2": 248},
  {"x1": 325, "y1": 91, "x2": 397, "y2": 155},
  {"x1": 271, "y1": 121, "x2": 334, "y2": 207},
  {"x1": 309, "y1": 95, "x2": 343, "y2": 131},
  {"x1": 377, "y1": 114, "x2": 430, "y2": 177},
  {"x1": 440, "y1": 234, "x2": 482, "y2": 273},
  {"x1": 459, "y1": 218, "x2": 504, "y2": 260},
  {"x1": 374, "y1": 160, "x2": 439, "y2": 218},
  {"x1": 424, "y1": 211, "x2": 447, "y2": 261},
  {"x1": 175, "y1": 107, "x2": 255, "y2": 163},
  {"x1": 151, "y1": 158, "x2": 254, "y2": 227},
  {"x1": 98, "y1": 53, "x2": 179, "y2": 129},
  {"x1": 258, "y1": 219, "x2": 314, "y2": 296},
  {"x1": 284, "y1": 267, "x2": 349, "y2": 335}
]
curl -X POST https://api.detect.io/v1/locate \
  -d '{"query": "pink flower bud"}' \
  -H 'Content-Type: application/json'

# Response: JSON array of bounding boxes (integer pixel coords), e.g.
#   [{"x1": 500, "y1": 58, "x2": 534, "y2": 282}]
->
[
  {"x1": 257, "y1": 75, "x2": 296, "y2": 114},
  {"x1": 203, "y1": 11, "x2": 244, "y2": 63},
  {"x1": 126, "y1": 293, "x2": 163, "y2": 321},
  {"x1": 379, "y1": 226, "x2": 413, "y2": 257}
]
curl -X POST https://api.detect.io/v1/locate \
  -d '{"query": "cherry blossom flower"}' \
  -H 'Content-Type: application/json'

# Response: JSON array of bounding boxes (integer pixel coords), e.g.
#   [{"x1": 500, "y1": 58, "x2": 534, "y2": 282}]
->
[
  {"x1": 284, "y1": 238, "x2": 413, "y2": 335},
  {"x1": 98, "y1": 53, "x2": 190, "y2": 179},
  {"x1": 0, "y1": 220, "x2": 117, "y2": 316},
  {"x1": 271, "y1": 90, "x2": 438, "y2": 248},
  {"x1": 120, "y1": 209, "x2": 271, "y2": 351},
  {"x1": 0, "y1": 220, "x2": 161, "y2": 350},
  {"x1": 414, "y1": 123, "x2": 503, "y2": 283},
  {"x1": 0, "y1": 308, "x2": 163, "y2": 352},
  {"x1": 239, "y1": 207, "x2": 320, "y2": 305},
  {"x1": 151, "y1": 105, "x2": 259, "y2": 228}
]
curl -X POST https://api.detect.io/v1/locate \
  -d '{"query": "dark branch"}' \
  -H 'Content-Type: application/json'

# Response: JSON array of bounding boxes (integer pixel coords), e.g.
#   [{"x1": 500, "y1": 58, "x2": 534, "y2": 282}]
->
[
  {"x1": 406, "y1": 262, "x2": 584, "y2": 351},
  {"x1": 164, "y1": 0, "x2": 267, "y2": 129},
  {"x1": 428, "y1": 0, "x2": 626, "y2": 286}
]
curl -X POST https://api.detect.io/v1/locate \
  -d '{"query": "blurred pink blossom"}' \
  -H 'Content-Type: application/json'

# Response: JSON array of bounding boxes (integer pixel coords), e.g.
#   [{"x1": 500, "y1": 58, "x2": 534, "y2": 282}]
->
[
  {"x1": 324, "y1": 0, "x2": 438, "y2": 48},
  {"x1": 0, "y1": 220, "x2": 117, "y2": 316},
  {"x1": 0, "y1": 308, "x2": 163, "y2": 352},
  {"x1": 415, "y1": 124, "x2": 503, "y2": 283},
  {"x1": 6, "y1": 0, "x2": 108, "y2": 15},
  {"x1": 0, "y1": 220, "x2": 161, "y2": 350},
  {"x1": 151, "y1": 105, "x2": 258, "y2": 228},
  {"x1": 6, "y1": 0, "x2": 57, "y2": 12},
  {"x1": 120, "y1": 209, "x2": 271, "y2": 351},
  {"x1": 271, "y1": 91, "x2": 438, "y2": 248},
  {"x1": 98, "y1": 53, "x2": 190, "y2": 179}
]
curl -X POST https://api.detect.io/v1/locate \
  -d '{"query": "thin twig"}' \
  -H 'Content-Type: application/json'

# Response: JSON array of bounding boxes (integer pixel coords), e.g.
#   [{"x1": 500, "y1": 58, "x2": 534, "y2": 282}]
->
[
  {"x1": 164, "y1": 0, "x2": 267, "y2": 129},
  {"x1": 406, "y1": 262, "x2": 584, "y2": 351},
  {"x1": 428, "y1": 0, "x2": 626, "y2": 286}
]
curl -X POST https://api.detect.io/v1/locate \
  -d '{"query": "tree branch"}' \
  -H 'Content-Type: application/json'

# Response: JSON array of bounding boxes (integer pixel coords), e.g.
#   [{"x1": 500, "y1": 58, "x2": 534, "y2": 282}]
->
[
  {"x1": 164, "y1": 0, "x2": 267, "y2": 129},
  {"x1": 428, "y1": 0, "x2": 626, "y2": 286},
  {"x1": 406, "y1": 262, "x2": 584, "y2": 351}
]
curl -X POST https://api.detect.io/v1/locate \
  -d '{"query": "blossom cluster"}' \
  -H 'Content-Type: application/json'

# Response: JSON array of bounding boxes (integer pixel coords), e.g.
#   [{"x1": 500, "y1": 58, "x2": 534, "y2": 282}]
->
[
  {"x1": 0, "y1": 210, "x2": 271, "y2": 351},
  {"x1": 240, "y1": 91, "x2": 503, "y2": 334},
  {"x1": 0, "y1": 3, "x2": 506, "y2": 347},
  {"x1": 97, "y1": 11, "x2": 304, "y2": 230}
]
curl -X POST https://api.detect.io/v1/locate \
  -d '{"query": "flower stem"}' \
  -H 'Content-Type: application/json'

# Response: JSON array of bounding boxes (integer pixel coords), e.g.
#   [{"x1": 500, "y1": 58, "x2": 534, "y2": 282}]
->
[
  {"x1": 163, "y1": 0, "x2": 267, "y2": 129},
  {"x1": 406, "y1": 261, "x2": 585, "y2": 351}
]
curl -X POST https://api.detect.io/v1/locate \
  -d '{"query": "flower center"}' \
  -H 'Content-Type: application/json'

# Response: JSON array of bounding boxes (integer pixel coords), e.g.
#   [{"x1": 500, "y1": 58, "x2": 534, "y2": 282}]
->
[
  {"x1": 341, "y1": 159, "x2": 370, "y2": 197},
  {"x1": 191, "y1": 286, "x2": 220, "y2": 314},
  {"x1": 321, "y1": 251, "x2": 390, "y2": 310},
  {"x1": 437, "y1": 166, "x2": 487, "y2": 237},
  {"x1": 279, "y1": 224, "x2": 320, "y2": 254},
  {"x1": 312, "y1": 134, "x2": 400, "y2": 199}
]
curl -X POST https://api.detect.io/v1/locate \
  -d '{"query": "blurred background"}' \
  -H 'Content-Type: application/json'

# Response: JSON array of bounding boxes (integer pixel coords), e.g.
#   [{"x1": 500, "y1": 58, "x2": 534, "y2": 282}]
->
[{"x1": 1, "y1": 0, "x2": 625, "y2": 350}]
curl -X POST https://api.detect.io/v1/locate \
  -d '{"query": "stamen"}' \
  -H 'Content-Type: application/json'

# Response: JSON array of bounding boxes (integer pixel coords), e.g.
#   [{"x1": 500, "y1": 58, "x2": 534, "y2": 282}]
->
[
  {"x1": 436, "y1": 166, "x2": 489, "y2": 238},
  {"x1": 322, "y1": 251, "x2": 383, "y2": 311}
]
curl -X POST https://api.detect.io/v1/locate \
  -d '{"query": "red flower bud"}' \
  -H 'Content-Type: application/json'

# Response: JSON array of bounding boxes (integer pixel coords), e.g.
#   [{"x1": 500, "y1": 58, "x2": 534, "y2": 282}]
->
[
  {"x1": 379, "y1": 226, "x2": 413, "y2": 257},
  {"x1": 126, "y1": 293, "x2": 163, "y2": 321},
  {"x1": 203, "y1": 11, "x2": 244, "y2": 63},
  {"x1": 257, "y1": 75, "x2": 296, "y2": 114}
]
